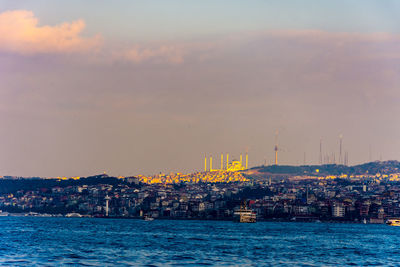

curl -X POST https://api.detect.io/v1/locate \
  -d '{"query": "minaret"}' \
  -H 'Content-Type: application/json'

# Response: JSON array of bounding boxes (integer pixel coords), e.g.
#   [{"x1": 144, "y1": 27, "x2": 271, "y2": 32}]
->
[
  {"x1": 204, "y1": 155, "x2": 207, "y2": 172},
  {"x1": 210, "y1": 156, "x2": 212, "y2": 171},
  {"x1": 226, "y1": 153, "x2": 229, "y2": 169},
  {"x1": 245, "y1": 153, "x2": 248, "y2": 169},
  {"x1": 105, "y1": 195, "x2": 111, "y2": 217},
  {"x1": 220, "y1": 153, "x2": 223, "y2": 170},
  {"x1": 240, "y1": 154, "x2": 243, "y2": 166}
]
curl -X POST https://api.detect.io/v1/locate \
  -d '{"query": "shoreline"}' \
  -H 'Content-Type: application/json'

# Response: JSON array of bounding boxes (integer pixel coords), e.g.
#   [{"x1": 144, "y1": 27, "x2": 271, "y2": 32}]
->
[{"x1": 0, "y1": 212, "x2": 388, "y2": 224}]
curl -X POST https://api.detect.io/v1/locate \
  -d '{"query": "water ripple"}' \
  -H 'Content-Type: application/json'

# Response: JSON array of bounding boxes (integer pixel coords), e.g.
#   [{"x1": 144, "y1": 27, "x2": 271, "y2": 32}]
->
[{"x1": 0, "y1": 217, "x2": 399, "y2": 266}]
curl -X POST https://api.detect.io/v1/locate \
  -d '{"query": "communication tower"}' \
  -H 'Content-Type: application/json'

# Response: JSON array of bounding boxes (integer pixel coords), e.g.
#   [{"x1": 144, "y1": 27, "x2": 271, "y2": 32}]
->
[
  {"x1": 339, "y1": 134, "x2": 343, "y2": 165},
  {"x1": 319, "y1": 138, "x2": 322, "y2": 165},
  {"x1": 274, "y1": 130, "x2": 279, "y2": 165}
]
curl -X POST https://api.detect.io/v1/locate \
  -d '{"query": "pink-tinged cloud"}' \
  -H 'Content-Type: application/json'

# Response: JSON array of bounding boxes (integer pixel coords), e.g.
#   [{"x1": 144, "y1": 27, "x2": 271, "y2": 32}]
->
[
  {"x1": 0, "y1": 10, "x2": 101, "y2": 54},
  {"x1": 114, "y1": 39, "x2": 217, "y2": 64},
  {"x1": 113, "y1": 29, "x2": 400, "y2": 65},
  {"x1": 117, "y1": 45, "x2": 186, "y2": 64}
]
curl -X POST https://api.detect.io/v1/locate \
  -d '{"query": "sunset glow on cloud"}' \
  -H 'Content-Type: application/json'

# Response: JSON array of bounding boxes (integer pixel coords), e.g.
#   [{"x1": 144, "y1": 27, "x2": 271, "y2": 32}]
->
[
  {"x1": 119, "y1": 45, "x2": 186, "y2": 64},
  {"x1": 0, "y1": 10, "x2": 101, "y2": 54}
]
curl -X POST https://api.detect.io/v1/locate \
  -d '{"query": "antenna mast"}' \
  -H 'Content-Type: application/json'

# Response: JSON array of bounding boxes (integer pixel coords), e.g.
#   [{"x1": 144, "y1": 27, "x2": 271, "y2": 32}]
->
[
  {"x1": 339, "y1": 134, "x2": 343, "y2": 165},
  {"x1": 274, "y1": 130, "x2": 279, "y2": 165},
  {"x1": 319, "y1": 138, "x2": 322, "y2": 165}
]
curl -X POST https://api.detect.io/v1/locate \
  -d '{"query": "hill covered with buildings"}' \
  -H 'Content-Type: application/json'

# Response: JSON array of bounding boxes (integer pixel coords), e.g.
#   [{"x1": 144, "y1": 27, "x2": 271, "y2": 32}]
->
[{"x1": 1, "y1": 161, "x2": 400, "y2": 222}]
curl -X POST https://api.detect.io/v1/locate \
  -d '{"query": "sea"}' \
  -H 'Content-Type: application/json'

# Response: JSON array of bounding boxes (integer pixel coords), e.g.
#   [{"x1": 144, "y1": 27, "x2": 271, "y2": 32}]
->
[{"x1": 0, "y1": 217, "x2": 398, "y2": 266}]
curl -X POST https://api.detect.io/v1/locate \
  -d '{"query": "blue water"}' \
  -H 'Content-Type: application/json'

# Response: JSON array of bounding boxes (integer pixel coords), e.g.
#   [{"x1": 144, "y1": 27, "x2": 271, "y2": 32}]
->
[{"x1": 0, "y1": 218, "x2": 398, "y2": 266}]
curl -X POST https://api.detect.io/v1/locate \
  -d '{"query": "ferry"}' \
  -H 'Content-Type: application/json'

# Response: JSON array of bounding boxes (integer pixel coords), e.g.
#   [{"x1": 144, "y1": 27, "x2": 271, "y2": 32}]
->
[
  {"x1": 143, "y1": 215, "x2": 154, "y2": 221},
  {"x1": 0, "y1": 211, "x2": 9, "y2": 217},
  {"x1": 65, "y1": 213, "x2": 82, "y2": 218},
  {"x1": 386, "y1": 218, "x2": 400, "y2": 226},
  {"x1": 233, "y1": 202, "x2": 256, "y2": 223}
]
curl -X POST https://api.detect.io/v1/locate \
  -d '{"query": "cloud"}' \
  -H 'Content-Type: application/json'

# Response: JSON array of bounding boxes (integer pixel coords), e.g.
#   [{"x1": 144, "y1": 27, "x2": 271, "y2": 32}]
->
[
  {"x1": 118, "y1": 45, "x2": 186, "y2": 64},
  {"x1": 111, "y1": 29, "x2": 400, "y2": 66},
  {"x1": 113, "y1": 39, "x2": 218, "y2": 64},
  {"x1": 0, "y1": 10, "x2": 101, "y2": 54}
]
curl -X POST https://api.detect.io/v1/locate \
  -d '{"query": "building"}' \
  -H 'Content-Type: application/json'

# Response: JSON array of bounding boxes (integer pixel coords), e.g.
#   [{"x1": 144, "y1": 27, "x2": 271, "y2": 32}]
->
[{"x1": 332, "y1": 203, "x2": 345, "y2": 217}]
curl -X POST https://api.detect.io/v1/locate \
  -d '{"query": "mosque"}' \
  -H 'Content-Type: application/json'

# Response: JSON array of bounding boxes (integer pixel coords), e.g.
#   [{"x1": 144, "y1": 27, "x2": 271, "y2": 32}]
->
[{"x1": 204, "y1": 153, "x2": 248, "y2": 172}]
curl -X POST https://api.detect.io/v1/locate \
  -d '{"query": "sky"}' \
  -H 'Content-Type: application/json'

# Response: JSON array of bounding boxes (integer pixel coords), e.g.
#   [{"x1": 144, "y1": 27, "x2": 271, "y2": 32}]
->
[{"x1": 1, "y1": 1, "x2": 400, "y2": 177}]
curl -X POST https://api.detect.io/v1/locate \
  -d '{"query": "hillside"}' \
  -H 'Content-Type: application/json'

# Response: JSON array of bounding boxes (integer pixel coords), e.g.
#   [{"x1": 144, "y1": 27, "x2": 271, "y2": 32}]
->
[
  {"x1": 250, "y1": 160, "x2": 400, "y2": 176},
  {"x1": 0, "y1": 175, "x2": 133, "y2": 194}
]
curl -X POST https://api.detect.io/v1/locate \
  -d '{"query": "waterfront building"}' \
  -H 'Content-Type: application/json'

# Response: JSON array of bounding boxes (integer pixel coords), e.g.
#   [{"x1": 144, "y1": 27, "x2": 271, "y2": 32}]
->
[{"x1": 332, "y1": 203, "x2": 345, "y2": 217}]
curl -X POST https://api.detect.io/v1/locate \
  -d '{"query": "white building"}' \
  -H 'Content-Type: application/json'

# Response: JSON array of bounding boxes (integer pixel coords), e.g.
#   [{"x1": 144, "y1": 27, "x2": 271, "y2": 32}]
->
[{"x1": 332, "y1": 203, "x2": 345, "y2": 217}]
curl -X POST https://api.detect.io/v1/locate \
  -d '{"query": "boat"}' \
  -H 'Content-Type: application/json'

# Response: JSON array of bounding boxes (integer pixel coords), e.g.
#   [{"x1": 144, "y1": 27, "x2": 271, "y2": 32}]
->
[
  {"x1": 0, "y1": 211, "x2": 9, "y2": 217},
  {"x1": 386, "y1": 218, "x2": 400, "y2": 226},
  {"x1": 143, "y1": 215, "x2": 154, "y2": 221},
  {"x1": 233, "y1": 202, "x2": 256, "y2": 223},
  {"x1": 65, "y1": 213, "x2": 82, "y2": 218}
]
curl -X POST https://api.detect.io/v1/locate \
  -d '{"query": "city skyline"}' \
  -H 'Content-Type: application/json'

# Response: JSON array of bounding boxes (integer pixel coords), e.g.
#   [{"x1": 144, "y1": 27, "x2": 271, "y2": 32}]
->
[{"x1": 1, "y1": 1, "x2": 400, "y2": 177}]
